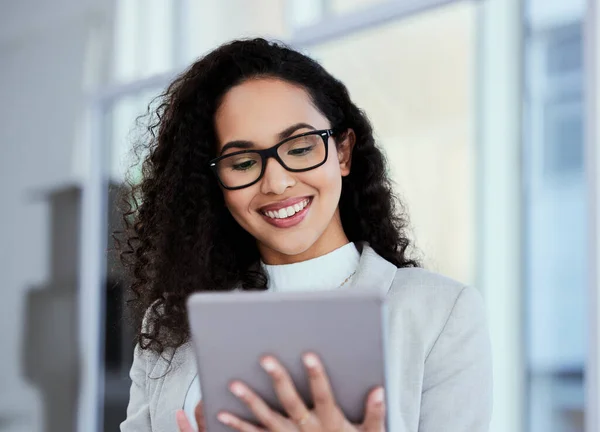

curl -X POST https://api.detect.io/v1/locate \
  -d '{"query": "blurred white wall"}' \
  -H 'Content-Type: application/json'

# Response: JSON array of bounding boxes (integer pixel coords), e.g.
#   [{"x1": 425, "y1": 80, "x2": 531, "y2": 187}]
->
[{"x1": 0, "y1": 1, "x2": 114, "y2": 431}]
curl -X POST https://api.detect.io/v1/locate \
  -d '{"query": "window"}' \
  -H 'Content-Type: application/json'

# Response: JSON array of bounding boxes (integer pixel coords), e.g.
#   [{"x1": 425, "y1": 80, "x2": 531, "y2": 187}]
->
[
  {"x1": 184, "y1": 0, "x2": 288, "y2": 64},
  {"x1": 112, "y1": 0, "x2": 177, "y2": 82},
  {"x1": 543, "y1": 99, "x2": 584, "y2": 178},
  {"x1": 108, "y1": 89, "x2": 162, "y2": 183},
  {"x1": 524, "y1": 13, "x2": 587, "y2": 432},
  {"x1": 329, "y1": 0, "x2": 388, "y2": 15}
]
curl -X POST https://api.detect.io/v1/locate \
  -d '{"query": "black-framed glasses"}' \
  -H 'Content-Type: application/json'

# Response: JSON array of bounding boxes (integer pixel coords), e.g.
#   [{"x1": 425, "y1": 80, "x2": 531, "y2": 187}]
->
[{"x1": 209, "y1": 129, "x2": 335, "y2": 190}]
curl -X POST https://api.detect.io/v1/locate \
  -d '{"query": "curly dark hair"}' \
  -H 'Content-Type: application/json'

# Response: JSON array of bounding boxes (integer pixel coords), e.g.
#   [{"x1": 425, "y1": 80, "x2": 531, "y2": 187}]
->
[{"x1": 115, "y1": 38, "x2": 419, "y2": 354}]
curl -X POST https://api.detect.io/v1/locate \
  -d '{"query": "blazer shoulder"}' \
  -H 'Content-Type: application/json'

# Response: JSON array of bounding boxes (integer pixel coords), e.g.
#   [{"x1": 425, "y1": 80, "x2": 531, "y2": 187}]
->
[
  {"x1": 389, "y1": 267, "x2": 467, "y2": 303},
  {"x1": 386, "y1": 267, "x2": 484, "y2": 354}
]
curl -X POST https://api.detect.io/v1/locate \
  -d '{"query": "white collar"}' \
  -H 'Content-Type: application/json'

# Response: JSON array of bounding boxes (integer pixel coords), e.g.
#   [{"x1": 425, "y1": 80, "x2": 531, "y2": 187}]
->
[{"x1": 261, "y1": 242, "x2": 360, "y2": 292}]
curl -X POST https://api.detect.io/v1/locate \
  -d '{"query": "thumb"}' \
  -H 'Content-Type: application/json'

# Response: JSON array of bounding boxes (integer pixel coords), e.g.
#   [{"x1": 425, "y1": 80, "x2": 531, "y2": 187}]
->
[{"x1": 361, "y1": 387, "x2": 386, "y2": 431}]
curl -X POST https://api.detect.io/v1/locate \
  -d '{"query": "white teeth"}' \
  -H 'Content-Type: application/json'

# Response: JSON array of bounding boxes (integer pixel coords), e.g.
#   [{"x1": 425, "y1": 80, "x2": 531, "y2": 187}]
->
[{"x1": 263, "y1": 199, "x2": 311, "y2": 220}]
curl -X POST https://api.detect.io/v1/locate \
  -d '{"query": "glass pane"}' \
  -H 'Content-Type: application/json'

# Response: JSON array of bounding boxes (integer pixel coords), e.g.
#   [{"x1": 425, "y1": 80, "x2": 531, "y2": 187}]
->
[
  {"x1": 108, "y1": 89, "x2": 163, "y2": 183},
  {"x1": 524, "y1": 1, "x2": 587, "y2": 430},
  {"x1": 288, "y1": 0, "x2": 324, "y2": 28},
  {"x1": 184, "y1": 0, "x2": 288, "y2": 63},
  {"x1": 329, "y1": 0, "x2": 388, "y2": 15},
  {"x1": 112, "y1": 0, "x2": 175, "y2": 82},
  {"x1": 309, "y1": 2, "x2": 477, "y2": 284}
]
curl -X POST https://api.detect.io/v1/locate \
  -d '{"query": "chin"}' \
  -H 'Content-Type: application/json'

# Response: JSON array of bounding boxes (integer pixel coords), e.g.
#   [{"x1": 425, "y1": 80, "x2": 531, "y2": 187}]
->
[
  {"x1": 273, "y1": 241, "x2": 314, "y2": 257},
  {"x1": 260, "y1": 233, "x2": 318, "y2": 259}
]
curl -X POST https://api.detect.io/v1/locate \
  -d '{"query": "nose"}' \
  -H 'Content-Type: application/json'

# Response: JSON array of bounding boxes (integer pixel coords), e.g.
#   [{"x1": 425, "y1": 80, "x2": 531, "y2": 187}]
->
[{"x1": 260, "y1": 158, "x2": 296, "y2": 195}]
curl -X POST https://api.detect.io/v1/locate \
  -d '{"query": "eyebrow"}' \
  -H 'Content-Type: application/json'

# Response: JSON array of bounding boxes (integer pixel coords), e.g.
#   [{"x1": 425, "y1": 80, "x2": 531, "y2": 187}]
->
[{"x1": 219, "y1": 122, "x2": 316, "y2": 155}]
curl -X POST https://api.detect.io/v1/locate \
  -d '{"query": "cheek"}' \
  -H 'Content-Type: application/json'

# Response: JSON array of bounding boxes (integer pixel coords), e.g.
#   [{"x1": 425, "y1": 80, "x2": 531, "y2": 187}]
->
[
  {"x1": 297, "y1": 158, "x2": 342, "y2": 199},
  {"x1": 318, "y1": 153, "x2": 343, "y2": 190},
  {"x1": 223, "y1": 189, "x2": 255, "y2": 224}
]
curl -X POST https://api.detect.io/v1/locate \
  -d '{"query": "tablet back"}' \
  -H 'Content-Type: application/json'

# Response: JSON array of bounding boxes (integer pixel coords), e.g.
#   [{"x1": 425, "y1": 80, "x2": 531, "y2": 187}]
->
[{"x1": 186, "y1": 289, "x2": 388, "y2": 432}]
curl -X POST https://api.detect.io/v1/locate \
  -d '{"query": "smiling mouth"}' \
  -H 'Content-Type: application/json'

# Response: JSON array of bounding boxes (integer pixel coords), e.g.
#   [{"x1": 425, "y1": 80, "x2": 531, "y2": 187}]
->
[{"x1": 261, "y1": 198, "x2": 311, "y2": 220}]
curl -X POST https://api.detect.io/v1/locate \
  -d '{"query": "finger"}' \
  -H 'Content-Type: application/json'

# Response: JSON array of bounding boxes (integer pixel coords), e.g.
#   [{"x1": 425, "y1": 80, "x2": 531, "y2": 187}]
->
[
  {"x1": 229, "y1": 381, "x2": 285, "y2": 430},
  {"x1": 302, "y1": 353, "x2": 337, "y2": 412},
  {"x1": 260, "y1": 356, "x2": 311, "y2": 424},
  {"x1": 176, "y1": 409, "x2": 195, "y2": 432},
  {"x1": 195, "y1": 402, "x2": 206, "y2": 432},
  {"x1": 361, "y1": 387, "x2": 386, "y2": 431},
  {"x1": 217, "y1": 412, "x2": 267, "y2": 432},
  {"x1": 303, "y1": 353, "x2": 346, "y2": 430}
]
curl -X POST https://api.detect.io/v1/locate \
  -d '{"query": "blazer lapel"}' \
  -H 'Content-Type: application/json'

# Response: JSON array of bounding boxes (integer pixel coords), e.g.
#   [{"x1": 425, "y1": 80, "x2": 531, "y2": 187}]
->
[{"x1": 350, "y1": 243, "x2": 398, "y2": 293}]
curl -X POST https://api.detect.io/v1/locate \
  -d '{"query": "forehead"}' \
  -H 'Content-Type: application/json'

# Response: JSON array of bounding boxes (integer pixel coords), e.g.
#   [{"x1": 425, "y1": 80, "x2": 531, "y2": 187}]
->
[{"x1": 214, "y1": 78, "x2": 329, "y2": 148}]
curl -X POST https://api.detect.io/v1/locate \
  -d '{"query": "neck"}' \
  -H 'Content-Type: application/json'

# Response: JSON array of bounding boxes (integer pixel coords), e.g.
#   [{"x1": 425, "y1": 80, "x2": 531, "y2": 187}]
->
[{"x1": 259, "y1": 209, "x2": 349, "y2": 265}]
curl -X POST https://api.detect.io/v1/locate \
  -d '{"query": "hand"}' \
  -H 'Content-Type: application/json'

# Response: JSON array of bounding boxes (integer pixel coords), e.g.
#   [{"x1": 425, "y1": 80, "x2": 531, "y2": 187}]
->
[
  {"x1": 176, "y1": 401, "x2": 205, "y2": 432},
  {"x1": 217, "y1": 353, "x2": 386, "y2": 432}
]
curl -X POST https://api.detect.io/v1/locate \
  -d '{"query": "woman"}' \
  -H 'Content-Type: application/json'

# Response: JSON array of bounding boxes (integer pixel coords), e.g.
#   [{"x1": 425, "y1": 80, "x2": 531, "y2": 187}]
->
[{"x1": 117, "y1": 38, "x2": 492, "y2": 432}]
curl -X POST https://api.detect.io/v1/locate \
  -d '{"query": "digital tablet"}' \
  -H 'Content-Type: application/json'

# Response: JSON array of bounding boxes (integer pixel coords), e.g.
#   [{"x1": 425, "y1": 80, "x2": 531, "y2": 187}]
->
[{"x1": 186, "y1": 289, "x2": 389, "y2": 432}]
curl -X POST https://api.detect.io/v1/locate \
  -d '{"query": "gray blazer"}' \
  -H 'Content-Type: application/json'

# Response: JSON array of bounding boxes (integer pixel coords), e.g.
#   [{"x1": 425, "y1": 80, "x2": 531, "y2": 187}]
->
[{"x1": 120, "y1": 245, "x2": 492, "y2": 431}]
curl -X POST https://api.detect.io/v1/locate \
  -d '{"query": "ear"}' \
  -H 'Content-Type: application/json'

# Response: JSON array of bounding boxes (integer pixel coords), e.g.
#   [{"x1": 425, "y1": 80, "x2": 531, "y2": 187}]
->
[{"x1": 336, "y1": 129, "x2": 356, "y2": 177}]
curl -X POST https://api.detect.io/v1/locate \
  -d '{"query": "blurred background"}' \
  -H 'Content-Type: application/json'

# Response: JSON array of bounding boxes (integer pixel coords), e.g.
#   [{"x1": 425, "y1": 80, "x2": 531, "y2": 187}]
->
[{"x1": 0, "y1": 0, "x2": 598, "y2": 431}]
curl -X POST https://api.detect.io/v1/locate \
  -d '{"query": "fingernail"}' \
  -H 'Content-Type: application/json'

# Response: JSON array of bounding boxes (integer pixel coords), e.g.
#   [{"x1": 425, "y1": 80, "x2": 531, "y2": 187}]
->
[
  {"x1": 303, "y1": 354, "x2": 319, "y2": 368},
  {"x1": 260, "y1": 358, "x2": 277, "y2": 372},
  {"x1": 230, "y1": 382, "x2": 245, "y2": 397},
  {"x1": 373, "y1": 388, "x2": 385, "y2": 404},
  {"x1": 217, "y1": 412, "x2": 233, "y2": 425}
]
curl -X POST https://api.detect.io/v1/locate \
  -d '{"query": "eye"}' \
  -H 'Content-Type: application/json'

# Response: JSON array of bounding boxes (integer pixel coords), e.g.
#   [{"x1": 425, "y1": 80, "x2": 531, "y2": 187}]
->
[
  {"x1": 231, "y1": 159, "x2": 258, "y2": 171},
  {"x1": 287, "y1": 145, "x2": 315, "y2": 156}
]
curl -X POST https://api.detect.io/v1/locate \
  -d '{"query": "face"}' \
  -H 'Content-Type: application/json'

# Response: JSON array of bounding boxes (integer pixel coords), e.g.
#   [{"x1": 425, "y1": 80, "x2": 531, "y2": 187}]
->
[{"x1": 214, "y1": 78, "x2": 355, "y2": 265}]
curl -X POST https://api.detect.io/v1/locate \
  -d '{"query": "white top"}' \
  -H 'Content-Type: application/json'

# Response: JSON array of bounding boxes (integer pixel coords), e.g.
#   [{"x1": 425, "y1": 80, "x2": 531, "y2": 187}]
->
[
  {"x1": 262, "y1": 242, "x2": 360, "y2": 292},
  {"x1": 183, "y1": 242, "x2": 361, "y2": 428}
]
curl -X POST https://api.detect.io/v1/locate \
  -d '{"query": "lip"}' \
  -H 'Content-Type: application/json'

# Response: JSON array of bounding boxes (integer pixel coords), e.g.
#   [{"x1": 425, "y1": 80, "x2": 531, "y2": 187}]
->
[
  {"x1": 260, "y1": 197, "x2": 313, "y2": 229},
  {"x1": 259, "y1": 196, "x2": 312, "y2": 213}
]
